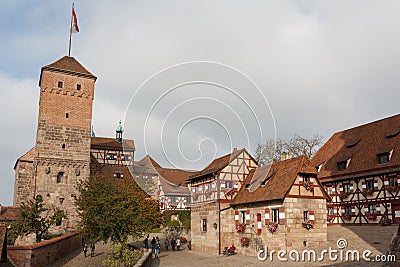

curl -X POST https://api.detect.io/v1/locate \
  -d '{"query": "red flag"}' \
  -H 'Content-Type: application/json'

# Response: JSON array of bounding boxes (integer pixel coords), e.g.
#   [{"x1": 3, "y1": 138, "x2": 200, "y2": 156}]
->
[{"x1": 71, "y1": 5, "x2": 79, "y2": 33}]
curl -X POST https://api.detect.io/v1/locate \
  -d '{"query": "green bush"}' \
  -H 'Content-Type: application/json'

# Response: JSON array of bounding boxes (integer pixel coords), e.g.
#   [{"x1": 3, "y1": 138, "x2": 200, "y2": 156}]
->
[{"x1": 162, "y1": 210, "x2": 191, "y2": 229}]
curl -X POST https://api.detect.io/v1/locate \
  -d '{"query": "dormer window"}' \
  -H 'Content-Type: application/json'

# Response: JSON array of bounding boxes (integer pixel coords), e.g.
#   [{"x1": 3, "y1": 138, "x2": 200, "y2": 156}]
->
[
  {"x1": 337, "y1": 158, "x2": 351, "y2": 171},
  {"x1": 377, "y1": 152, "x2": 390, "y2": 164},
  {"x1": 337, "y1": 161, "x2": 347, "y2": 171}
]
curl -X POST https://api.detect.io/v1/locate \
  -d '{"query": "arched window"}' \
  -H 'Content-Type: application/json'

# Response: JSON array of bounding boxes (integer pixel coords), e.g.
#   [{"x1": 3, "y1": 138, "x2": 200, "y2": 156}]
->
[{"x1": 57, "y1": 172, "x2": 64, "y2": 183}]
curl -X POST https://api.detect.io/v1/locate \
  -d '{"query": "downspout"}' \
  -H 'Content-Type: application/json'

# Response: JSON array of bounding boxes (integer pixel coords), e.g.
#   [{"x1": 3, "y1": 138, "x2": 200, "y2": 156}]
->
[{"x1": 217, "y1": 172, "x2": 221, "y2": 255}]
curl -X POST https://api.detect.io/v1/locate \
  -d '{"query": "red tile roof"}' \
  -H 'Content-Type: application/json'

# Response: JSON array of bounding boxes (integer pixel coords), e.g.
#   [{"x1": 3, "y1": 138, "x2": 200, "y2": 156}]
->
[
  {"x1": 42, "y1": 56, "x2": 96, "y2": 78},
  {"x1": 311, "y1": 114, "x2": 400, "y2": 181},
  {"x1": 0, "y1": 206, "x2": 20, "y2": 221},
  {"x1": 232, "y1": 155, "x2": 317, "y2": 205},
  {"x1": 91, "y1": 137, "x2": 135, "y2": 151},
  {"x1": 187, "y1": 148, "x2": 251, "y2": 180}
]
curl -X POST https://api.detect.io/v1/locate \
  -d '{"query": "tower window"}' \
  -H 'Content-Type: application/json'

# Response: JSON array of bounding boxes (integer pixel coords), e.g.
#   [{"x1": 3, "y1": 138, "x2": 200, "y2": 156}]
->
[
  {"x1": 62, "y1": 144, "x2": 66, "y2": 150},
  {"x1": 57, "y1": 172, "x2": 64, "y2": 183},
  {"x1": 114, "y1": 173, "x2": 123, "y2": 179},
  {"x1": 58, "y1": 81, "x2": 63, "y2": 88},
  {"x1": 66, "y1": 112, "x2": 69, "y2": 118},
  {"x1": 76, "y1": 84, "x2": 81, "y2": 90}
]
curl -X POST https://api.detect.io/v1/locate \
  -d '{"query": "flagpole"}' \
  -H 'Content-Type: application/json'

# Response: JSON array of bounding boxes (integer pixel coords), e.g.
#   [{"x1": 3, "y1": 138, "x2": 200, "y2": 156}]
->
[{"x1": 68, "y1": 3, "x2": 74, "y2": 57}]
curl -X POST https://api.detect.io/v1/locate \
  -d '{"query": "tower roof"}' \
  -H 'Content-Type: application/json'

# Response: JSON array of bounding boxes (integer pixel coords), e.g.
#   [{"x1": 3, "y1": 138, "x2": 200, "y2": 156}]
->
[{"x1": 39, "y1": 56, "x2": 97, "y2": 85}]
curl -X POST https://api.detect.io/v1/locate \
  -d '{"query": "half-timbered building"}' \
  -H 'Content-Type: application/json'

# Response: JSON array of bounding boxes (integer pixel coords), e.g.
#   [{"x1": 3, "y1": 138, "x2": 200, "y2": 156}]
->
[
  {"x1": 190, "y1": 154, "x2": 328, "y2": 255},
  {"x1": 133, "y1": 156, "x2": 193, "y2": 211},
  {"x1": 312, "y1": 114, "x2": 400, "y2": 225}
]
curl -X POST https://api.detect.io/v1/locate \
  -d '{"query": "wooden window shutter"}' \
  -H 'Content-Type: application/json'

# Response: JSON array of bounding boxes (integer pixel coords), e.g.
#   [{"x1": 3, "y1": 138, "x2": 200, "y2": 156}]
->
[
  {"x1": 374, "y1": 179, "x2": 379, "y2": 190},
  {"x1": 264, "y1": 208, "x2": 270, "y2": 225},
  {"x1": 309, "y1": 210, "x2": 315, "y2": 224},
  {"x1": 384, "y1": 177, "x2": 389, "y2": 190},
  {"x1": 256, "y1": 214, "x2": 262, "y2": 235},
  {"x1": 245, "y1": 210, "x2": 251, "y2": 225},
  {"x1": 234, "y1": 210, "x2": 239, "y2": 225},
  {"x1": 352, "y1": 206, "x2": 356, "y2": 216},
  {"x1": 279, "y1": 207, "x2": 286, "y2": 225}
]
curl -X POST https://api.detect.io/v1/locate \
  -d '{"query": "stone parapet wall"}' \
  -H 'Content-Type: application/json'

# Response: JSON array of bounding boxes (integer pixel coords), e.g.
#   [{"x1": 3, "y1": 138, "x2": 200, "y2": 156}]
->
[{"x1": 7, "y1": 232, "x2": 80, "y2": 267}]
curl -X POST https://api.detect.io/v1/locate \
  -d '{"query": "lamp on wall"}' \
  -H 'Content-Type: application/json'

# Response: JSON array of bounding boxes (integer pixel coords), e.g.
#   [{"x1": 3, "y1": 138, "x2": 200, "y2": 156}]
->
[{"x1": 213, "y1": 222, "x2": 218, "y2": 229}]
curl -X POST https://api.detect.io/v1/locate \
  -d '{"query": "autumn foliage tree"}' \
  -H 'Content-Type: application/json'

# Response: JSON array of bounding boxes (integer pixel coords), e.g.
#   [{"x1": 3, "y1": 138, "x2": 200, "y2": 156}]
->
[
  {"x1": 11, "y1": 195, "x2": 67, "y2": 243},
  {"x1": 75, "y1": 175, "x2": 162, "y2": 265}
]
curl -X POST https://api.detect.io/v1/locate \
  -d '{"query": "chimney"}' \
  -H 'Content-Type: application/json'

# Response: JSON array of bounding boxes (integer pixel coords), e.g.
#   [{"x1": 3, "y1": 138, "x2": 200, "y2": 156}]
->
[
  {"x1": 280, "y1": 152, "x2": 292, "y2": 161},
  {"x1": 233, "y1": 147, "x2": 237, "y2": 152}
]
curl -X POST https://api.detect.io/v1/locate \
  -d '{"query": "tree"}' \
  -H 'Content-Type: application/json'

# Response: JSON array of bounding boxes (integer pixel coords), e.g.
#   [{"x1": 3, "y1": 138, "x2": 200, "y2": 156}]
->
[
  {"x1": 75, "y1": 175, "x2": 162, "y2": 266},
  {"x1": 11, "y1": 195, "x2": 67, "y2": 243},
  {"x1": 255, "y1": 134, "x2": 323, "y2": 165}
]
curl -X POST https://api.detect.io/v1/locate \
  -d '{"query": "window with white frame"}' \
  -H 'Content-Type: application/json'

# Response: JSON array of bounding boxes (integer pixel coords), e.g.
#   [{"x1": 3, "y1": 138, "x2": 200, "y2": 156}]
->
[{"x1": 272, "y1": 208, "x2": 279, "y2": 223}]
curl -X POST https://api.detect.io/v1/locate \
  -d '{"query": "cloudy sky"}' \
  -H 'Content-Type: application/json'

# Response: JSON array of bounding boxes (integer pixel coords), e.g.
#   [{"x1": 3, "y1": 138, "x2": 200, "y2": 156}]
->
[{"x1": 1, "y1": 1, "x2": 399, "y2": 205}]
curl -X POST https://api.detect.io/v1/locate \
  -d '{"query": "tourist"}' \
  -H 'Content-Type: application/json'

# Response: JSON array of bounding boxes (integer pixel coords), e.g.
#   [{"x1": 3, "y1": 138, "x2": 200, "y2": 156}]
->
[
  {"x1": 176, "y1": 238, "x2": 181, "y2": 251},
  {"x1": 143, "y1": 234, "x2": 149, "y2": 250},
  {"x1": 154, "y1": 241, "x2": 161, "y2": 259},
  {"x1": 156, "y1": 236, "x2": 160, "y2": 242},
  {"x1": 151, "y1": 237, "x2": 156, "y2": 251},
  {"x1": 170, "y1": 238, "x2": 176, "y2": 251},
  {"x1": 90, "y1": 243, "x2": 95, "y2": 257},
  {"x1": 164, "y1": 237, "x2": 170, "y2": 251},
  {"x1": 83, "y1": 244, "x2": 88, "y2": 257}
]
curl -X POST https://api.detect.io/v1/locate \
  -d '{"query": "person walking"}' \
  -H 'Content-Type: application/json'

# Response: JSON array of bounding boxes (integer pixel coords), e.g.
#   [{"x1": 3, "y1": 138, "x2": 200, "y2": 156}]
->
[
  {"x1": 170, "y1": 238, "x2": 176, "y2": 251},
  {"x1": 154, "y1": 241, "x2": 161, "y2": 259},
  {"x1": 176, "y1": 238, "x2": 181, "y2": 251},
  {"x1": 90, "y1": 243, "x2": 95, "y2": 257},
  {"x1": 164, "y1": 237, "x2": 170, "y2": 251},
  {"x1": 83, "y1": 244, "x2": 88, "y2": 258},
  {"x1": 151, "y1": 237, "x2": 156, "y2": 251},
  {"x1": 143, "y1": 235, "x2": 149, "y2": 250}
]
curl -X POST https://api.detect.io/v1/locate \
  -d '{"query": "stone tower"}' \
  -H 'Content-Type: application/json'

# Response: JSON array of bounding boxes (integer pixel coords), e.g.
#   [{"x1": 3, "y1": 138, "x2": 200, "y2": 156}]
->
[{"x1": 33, "y1": 56, "x2": 96, "y2": 229}]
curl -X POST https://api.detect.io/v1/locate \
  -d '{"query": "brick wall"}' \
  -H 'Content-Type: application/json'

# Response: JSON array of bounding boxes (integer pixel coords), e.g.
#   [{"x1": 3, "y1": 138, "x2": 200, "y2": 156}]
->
[{"x1": 7, "y1": 232, "x2": 80, "y2": 267}]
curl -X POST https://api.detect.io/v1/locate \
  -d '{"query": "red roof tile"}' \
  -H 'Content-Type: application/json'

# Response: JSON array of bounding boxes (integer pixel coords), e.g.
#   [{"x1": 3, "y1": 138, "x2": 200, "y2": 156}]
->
[
  {"x1": 188, "y1": 148, "x2": 252, "y2": 180},
  {"x1": 43, "y1": 56, "x2": 96, "y2": 78},
  {"x1": 0, "y1": 206, "x2": 20, "y2": 221},
  {"x1": 311, "y1": 114, "x2": 400, "y2": 181},
  {"x1": 232, "y1": 155, "x2": 317, "y2": 205},
  {"x1": 91, "y1": 137, "x2": 135, "y2": 151}
]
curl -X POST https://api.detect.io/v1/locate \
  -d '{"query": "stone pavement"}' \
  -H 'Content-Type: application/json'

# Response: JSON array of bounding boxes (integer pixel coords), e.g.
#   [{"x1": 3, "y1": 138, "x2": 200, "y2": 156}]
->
[{"x1": 61, "y1": 225, "x2": 398, "y2": 267}]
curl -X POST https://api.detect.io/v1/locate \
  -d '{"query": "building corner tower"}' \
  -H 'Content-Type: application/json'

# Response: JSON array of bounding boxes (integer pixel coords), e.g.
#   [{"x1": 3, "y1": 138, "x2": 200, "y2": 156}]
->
[{"x1": 33, "y1": 56, "x2": 96, "y2": 229}]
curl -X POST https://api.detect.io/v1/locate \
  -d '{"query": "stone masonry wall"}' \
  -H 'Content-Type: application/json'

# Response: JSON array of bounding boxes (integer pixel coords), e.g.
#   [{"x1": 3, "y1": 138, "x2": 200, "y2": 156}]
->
[
  {"x1": 32, "y1": 69, "x2": 95, "y2": 229},
  {"x1": 13, "y1": 161, "x2": 34, "y2": 205},
  {"x1": 7, "y1": 232, "x2": 80, "y2": 267},
  {"x1": 284, "y1": 197, "x2": 327, "y2": 250}
]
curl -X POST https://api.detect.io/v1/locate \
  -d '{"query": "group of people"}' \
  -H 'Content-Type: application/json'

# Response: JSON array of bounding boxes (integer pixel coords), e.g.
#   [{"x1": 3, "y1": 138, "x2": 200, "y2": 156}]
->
[
  {"x1": 143, "y1": 235, "x2": 183, "y2": 259},
  {"x1": 83, "y1": 243, "x2": 96, "y2": 258},
  {"x1": 164, "y1": 236, "x2": 181, "y2": 251}
]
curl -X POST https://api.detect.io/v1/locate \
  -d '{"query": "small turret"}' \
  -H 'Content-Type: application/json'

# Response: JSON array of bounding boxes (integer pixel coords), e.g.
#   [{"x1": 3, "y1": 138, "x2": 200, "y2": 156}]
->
[{"x1": 116, "y1": 121, "x2": 124, "y2": 143}]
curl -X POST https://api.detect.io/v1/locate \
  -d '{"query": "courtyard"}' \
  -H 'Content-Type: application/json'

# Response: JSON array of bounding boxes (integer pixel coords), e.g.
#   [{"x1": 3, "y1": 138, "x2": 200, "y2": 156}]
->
[{"x1": 60, "y1": 225, "x2": 397, "y2": 267}]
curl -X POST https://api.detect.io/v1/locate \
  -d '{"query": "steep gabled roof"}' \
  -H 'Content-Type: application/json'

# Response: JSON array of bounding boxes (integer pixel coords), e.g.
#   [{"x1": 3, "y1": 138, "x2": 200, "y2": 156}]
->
[
  {"x1": 135, "y1": 156, "x2": 196, "y2": 189},
  {"x1": 91, "y1": 137, "x2": 135, "y2": 152},
  {"x1": 14, "y1": 147, "x2": 35, "y2": 169},
  {"x1": 232, "y1": 155, "x2": 317, "y2": 205},
  {"x1": 187, "y1": 148, "x2": 252, "y2": 180},
  {"x1": 311, "y1": 114, "x2": 400, "y2": 181}
]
